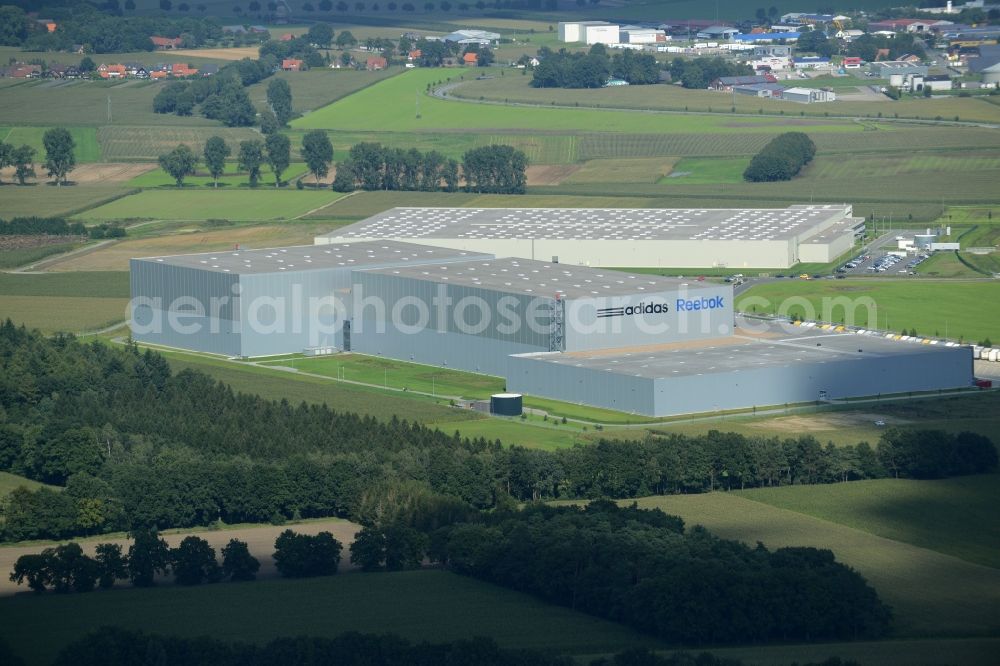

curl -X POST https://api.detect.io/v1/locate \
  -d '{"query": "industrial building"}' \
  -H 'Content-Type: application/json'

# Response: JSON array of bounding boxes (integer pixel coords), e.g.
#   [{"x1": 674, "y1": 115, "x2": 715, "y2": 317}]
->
[
  {"x1": 129, "y1": 241, "x2": 491, "y2": 357},
  {"x1": 558, "y1": 20, "x2": 620, "y2": 44},
  {"x1": 130, "y1": 240, "x2": 973, "y2": 416},
  {"x1": 315, "y1": 204, "x2": 865, "y2": 269}
]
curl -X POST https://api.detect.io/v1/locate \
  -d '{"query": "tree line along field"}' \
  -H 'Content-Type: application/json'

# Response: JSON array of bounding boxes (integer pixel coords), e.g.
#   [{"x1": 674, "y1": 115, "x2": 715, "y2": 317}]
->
[{"x1": 735, "y1": 280, "x2": 1000, "y2": 343}]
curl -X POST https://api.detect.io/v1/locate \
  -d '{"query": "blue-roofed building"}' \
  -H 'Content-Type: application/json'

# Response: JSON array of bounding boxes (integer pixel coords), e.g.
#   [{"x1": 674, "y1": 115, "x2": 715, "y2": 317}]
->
[
  {"x1": 735, "y1": 32, "x2": 801, "y2": 43},
  {"x1": 793, "y1": 56, "x2": 832, "y2": 69}
]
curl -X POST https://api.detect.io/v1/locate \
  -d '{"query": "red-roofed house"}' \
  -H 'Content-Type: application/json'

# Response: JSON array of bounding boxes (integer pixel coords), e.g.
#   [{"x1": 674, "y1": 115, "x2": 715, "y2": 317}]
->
[
  {"x1": 282, "y1": 58, "x2": 304, "y2": 71},
  {"x1": 6, "y1": 64, "x2": 42, "y2": 78},
  {"x1": 98, "y1": 63, "x2": 127, "y2": 79},
  {"x1": 842, "y1": 56, "x2": 863, "y2": 68},
  {"x1": 171, "y1": 63, "x2": 199, "y2": 77},
  {"x1": 151, "y1": 36, "x2": 183, "y2": 50},
  {"x1": 462, "y1": 52, "x2": 478, "y2": 66},
  {"x1": 366, "y1": 56, "x2": 387, "y2": 71},
  {"x1": 280, "y1": 33, "x2": 294, "y2": 41},
  {"x1": 150, "y1": 70, "x2": 168, "y2": 80},
  {"x1": 408, "y1": 49, "x2": 422, "y2": 60}
]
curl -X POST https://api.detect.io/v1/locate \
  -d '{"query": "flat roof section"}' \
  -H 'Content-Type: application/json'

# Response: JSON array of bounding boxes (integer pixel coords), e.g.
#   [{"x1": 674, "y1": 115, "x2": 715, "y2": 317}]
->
[
  {"x1": 134, "y1": 241, "x2": 489, "y2": 275},
  {"x1": 361, "y1": 257, "x2": 721, "y2": 299},
  {"x1": 319, "y1": 205, "x2": 856, "y2": 244},
  {"x1": 513, "y1": 320, "x2": 961, "y2": 379}
]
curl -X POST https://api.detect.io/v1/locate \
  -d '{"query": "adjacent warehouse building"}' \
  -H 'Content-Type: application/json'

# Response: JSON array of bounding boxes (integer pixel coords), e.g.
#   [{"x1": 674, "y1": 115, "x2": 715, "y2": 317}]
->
[{"x1": 315, "y1": 204, "x2": 865, "y2": 269}]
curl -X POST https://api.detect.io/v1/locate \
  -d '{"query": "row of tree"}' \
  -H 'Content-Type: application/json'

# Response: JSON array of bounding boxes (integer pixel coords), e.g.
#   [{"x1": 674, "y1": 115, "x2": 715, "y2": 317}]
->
[
  {"x1": 0, "y1": 216, "x2": 124, "y2": 239},
  {"x1": 0, "y1": 324, "x2": 994, "y2": 545},
  {"x1": 333, "y1": 143, "x2": 526, "y2": 194},
  {"x1": 531, "y1": 45, "x2": 661, "y2": 89},
  {"x1": 743, "y1": 131, "x2": 816, "y2": 182},
  {"x1": 156, "y1": 129, "x2": 333, "y2": 188},
  {"x1": 43, "y1": 626, "x2": 845, "y2": 666},
  {"x1": 0, "y1": 128, "x2": 76, "y2": 186},
  {"x1": 428, "y1": 501, "x2": 892, "y2": 644},
  {"x1": 333, "y1": 142, "x2": 459, "y2": 192},
  {"x1": 9, "y1": 528, "x2": 343, "y2": 594},
  {"x1": 668, "y1": 56, "x2": 753, "y2": 90}
]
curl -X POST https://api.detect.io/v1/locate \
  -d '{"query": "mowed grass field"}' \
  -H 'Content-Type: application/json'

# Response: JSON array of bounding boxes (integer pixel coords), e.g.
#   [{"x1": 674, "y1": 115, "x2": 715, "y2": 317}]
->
[
  {"x1": 0, "y1": 270, "x2": 131, "y2": 332},
  {"x1": 736, "y1": 280, "x2": 1000, "y2": 343},
  {"x1": 630, "y1": 493, "x2": 1000, "y2": 639},
  {"x1": 247, "y1": 69, "x2": 399, "y2": 117},
  {"x1": 0, "y1": 471, "x2": 56, "y2": 496},
  {"x1": 739, "y1": 475, "x2": 1000, "y2": 569},
  {"x1": 291, "y1": 69, "x2": 869, "y2": 134},
  {"x1": 76, "y1": 189, "x2": 347, "y2": 222},
  {"x1": 0, "y1": 569, "x2": 658, "y2": 665},
  {"x1": 0, "y1": 125, "x2": 100, "y2": 163}
]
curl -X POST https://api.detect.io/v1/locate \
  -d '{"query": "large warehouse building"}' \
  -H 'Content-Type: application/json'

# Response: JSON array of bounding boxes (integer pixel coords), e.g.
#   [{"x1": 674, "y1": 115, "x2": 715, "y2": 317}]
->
[
  {"x1": 314, "y1": 204, "x2": 865, "y2": 269},
  {"x1": 131, "y1": 234, "x2": 972, "y2": 416}
]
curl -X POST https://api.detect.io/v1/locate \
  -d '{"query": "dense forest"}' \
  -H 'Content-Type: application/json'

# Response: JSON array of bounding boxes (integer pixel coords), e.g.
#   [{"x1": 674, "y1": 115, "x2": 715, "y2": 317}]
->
[
  {"x1": 667, "y1": 57, "x2": 753, "y2": 89},
  {"x1": 152, "y1": 57, "x2": 271, "y2": 126},
  {"x1": 0, "y1": 323, "x2": 994, "y2": 542}
]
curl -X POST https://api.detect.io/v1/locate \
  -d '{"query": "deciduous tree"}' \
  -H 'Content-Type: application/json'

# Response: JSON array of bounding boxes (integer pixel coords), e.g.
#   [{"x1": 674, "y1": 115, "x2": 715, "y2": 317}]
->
[
  {"x1": 238, "y1": 139, "x2": 265, "y2": 187},
  {"x1": 42, "y1": 128, "x2": 76, "y2": 186},
  {"x1": 301, "y1": 130, "x2": 334, "y2": 185},
  {"x1": 266, "y1": 78, "x2": 293, "y2": 126},
  {"x1": 221, "y1": 539, "x2": 260, "y2": 581},
  {"x1": 203, "y1": 136, "x2": 231, "y2": 188},
  {"x1": 158, "y1": 144, "x2": 198, "y2": 187},
  {"x1": 264, "y1": 133, "x2": 291, "y2": 187}
]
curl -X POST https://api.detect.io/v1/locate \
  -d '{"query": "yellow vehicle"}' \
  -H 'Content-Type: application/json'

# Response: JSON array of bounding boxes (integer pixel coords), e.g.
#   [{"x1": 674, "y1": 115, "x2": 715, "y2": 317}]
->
[{"x1": 799, "y1": 274, "x2": 811, "y2": 280}]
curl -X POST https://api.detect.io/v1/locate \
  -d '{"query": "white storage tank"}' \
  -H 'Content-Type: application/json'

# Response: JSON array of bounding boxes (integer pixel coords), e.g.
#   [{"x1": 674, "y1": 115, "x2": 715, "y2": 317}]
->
[{"x1": 989, "y1": 349, "x2": 1000, "y2": 362}]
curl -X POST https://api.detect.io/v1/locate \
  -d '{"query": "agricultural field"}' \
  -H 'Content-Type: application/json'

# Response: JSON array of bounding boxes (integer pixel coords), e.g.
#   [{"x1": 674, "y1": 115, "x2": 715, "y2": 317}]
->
[
  {"x1": 0, "y1": 262, "x2": 131, "y2": 334},
  {"x1": 45, "y1": 221, "x2": 337, "y2": 271},
  {"x1": 291, "y1": 68, "x2": 872, "y2": 134},
  {"x1": 739, "y1": 475, "x2": 1000, "y2": 569},
  {"x1": 563, "y1": 157, "x2": 677, "y2": 184},
  {"x1": 0, "y1": 184, "x2": 132, "y2": 218},
  {"x1": 246, "y1": 68, "x2": 399, "y2": 118},
  {"x1": 0, "y1": 125, "x2": 100, "y2": 163},
  {"x1": 0, "y1": 79, "x2": 218, "y2": 128},
  {"x1": 451, "y1": 71, "x2": 1000, "y2": 124},
  {"x1": 98, "y1": 126, "x2": 262, "y2": 161},
  {"x1": 735, "y1": 280, "x2": 1000, "y2": 343},
  {"x1": 630, "y1": 492, "x2": 1000, "y2": 639},
  {"x1": 76, "y1": 189, "x2": 347, "y2": 222},
  {"x1": 0, "y1": 240, "x2": 82, "y2": 270},
  {"x1": 0, "y1": 569, "x2": 657, "y2": 665},
  {"x1": 128, "y1": 162, "x2": 309, "y2": 188}
]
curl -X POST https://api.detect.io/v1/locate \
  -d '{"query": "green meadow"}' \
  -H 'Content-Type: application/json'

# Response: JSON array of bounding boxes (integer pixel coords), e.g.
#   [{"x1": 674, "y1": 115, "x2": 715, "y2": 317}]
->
[
  {"x1": 76, "y1": 189, "x2": 346, "y2": 221},
  {"x1": 736, "y1": 280, "x2": 1000, "y2": 343}
]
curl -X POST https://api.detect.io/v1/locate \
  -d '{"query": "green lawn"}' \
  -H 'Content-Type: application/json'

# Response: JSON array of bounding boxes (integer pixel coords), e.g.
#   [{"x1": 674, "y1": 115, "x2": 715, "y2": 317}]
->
[
  {"x1": 738, "y1": 475, "x2": 1000, "y2": 569},
  {"x1": 660, "y1": 157, "x2": 749, "y2": 185},
  {"x1": 76, "y1": 189, "x2": 347, "y2": 222},
  {"x1": 0, "y1": 569, "x2": 658, "y2": 665},
  {"x1": 0, "y1": 126, "x2": 101, "y2": 163},
  {"x1": 155, "y1": 349, "x2": 476, "y2": 424},
  {"x1": 247, "y1": 68, "x2": 399, "y2": 117},
  {"x1": 263, "y1": 354, "x2": 506, "y2": 400},
  {"x1": 291, "y1": 69, "x2": 869, "y2": 134},
  {"x1": 737, "y1": 280, "x2": 1000, "y2": 343},
  {"x1": 629, "y1": 493, "x2": 1000, "y2": 639}
]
